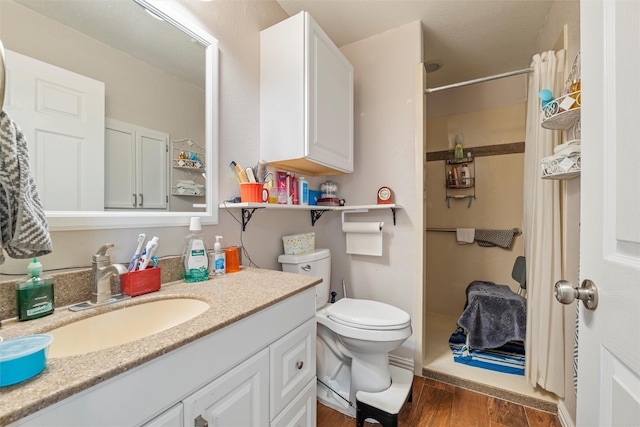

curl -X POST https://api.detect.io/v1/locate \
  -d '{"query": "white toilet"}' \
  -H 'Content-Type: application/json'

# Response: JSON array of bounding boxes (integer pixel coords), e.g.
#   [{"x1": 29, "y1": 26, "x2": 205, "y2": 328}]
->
[{"x1": 278, "y1": 249, "x2": 412, "y2": 417}]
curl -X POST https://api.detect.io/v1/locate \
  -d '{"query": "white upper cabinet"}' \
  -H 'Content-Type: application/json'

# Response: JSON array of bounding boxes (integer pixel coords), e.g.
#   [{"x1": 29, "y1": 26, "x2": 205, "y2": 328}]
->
[
  {"x1": 105, "y1": 119, "x2": 168, "y2": 210},
  {"x1": 260, "y1": 12, "x2": 354, "y2": 176}
]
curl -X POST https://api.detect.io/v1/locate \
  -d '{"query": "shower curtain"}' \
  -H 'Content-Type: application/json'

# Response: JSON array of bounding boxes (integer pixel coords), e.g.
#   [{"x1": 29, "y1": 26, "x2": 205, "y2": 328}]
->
[{"x1": 523, "y1": 50, "x2": 566, "y2": 397}]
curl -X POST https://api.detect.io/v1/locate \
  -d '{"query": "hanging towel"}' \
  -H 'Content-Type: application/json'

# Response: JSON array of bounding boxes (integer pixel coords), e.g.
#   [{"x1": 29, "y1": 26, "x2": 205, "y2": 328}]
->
[
  {"x1": 475, "y1": 229, "x2": 515, "y2": 249},
  {"x1": 0, "y1": 111, "x2": 52, "y2": 264},
  {"x1": 456, "y1": 228, "x2": 475, "y2": 244}
]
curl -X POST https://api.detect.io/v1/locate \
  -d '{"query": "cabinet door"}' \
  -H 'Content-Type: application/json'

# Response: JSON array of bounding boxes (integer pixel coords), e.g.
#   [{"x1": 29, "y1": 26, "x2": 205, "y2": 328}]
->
[
  {"x1": 137, "y1": 129, "x2": 168, "y2": 209},
  {"x1": 306, "y1": 13, "x2": 354, "y2": 173},
  {"x1": 270, "y1": 319, "x2": 315, "y2": 419},
  {"x1": 182, "y1": 348, "x2": 269, "y2": 427},
  {"x1": 105, "y1": 119, "x2": 168, "y2": 210},
  {"x1": 271, "y1": 379, "x2": 316, "y2": 427},
  {"x1": 142, "y1": 403, "x2": 184, "y2": 427},
  {"x1": 105, "y1": 120, "x2": 137, "y2": 209}
]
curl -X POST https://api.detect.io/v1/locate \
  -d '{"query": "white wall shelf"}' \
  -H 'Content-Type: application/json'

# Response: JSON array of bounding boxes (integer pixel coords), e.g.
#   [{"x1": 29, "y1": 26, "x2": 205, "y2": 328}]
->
[{"x1": 218, "y1": 202, "x2": 400, "y2": 231}]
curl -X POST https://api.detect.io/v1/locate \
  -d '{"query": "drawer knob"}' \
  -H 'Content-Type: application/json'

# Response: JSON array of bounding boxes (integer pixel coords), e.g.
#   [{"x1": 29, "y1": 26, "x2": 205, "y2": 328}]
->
[
  {"x1": 195, "y1": 415, "x2": 208, "y2": 427},
  {"x1": 296, "y1": 361, "x2": 304, "y2": 370}
]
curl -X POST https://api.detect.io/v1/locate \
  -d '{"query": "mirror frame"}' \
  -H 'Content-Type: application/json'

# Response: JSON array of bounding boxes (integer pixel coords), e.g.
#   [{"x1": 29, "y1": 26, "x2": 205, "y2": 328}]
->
[{"x1": 46, "y1": 0, "x2": 218, "y2": 231}]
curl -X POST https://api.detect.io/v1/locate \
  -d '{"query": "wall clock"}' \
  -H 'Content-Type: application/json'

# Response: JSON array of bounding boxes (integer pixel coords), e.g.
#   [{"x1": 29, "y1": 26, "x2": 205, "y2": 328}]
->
[{"x1": 377, "y1": 186, "x2": 393, "y2": 204}]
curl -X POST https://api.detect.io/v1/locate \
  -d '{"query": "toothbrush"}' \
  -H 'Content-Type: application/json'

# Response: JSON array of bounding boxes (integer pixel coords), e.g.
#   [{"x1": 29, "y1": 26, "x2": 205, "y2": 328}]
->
[
  {"x1": 138, "y1": 237, "x2": 160, "y2": 271},
  {"x1": 127, "y1": 234, "x2": 146, "y2": 271}
]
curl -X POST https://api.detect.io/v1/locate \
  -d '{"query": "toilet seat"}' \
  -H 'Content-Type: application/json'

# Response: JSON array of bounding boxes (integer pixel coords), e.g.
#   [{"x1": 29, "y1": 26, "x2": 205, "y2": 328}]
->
[{"x1": 326, "y1": 298, "x2": 411, "y2": 331}]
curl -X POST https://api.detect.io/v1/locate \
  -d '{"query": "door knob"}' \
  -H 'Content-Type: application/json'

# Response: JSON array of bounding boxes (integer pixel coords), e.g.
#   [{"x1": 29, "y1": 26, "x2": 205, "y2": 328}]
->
[{"x1": 554, "y1": 279, "x2": 599, "y2": 310}]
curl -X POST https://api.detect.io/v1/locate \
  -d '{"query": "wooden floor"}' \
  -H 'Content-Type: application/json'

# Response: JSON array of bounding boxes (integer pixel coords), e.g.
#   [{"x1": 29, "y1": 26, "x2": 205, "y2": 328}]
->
[{"x1": 316, "y1": 376, "x2": 562, "y2": 427}]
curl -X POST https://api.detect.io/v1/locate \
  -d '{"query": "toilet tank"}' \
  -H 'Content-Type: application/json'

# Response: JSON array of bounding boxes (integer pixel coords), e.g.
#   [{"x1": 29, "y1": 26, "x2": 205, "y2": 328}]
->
[{"x1": 278, "y1": 249, "x2": 331, "y2": 309}]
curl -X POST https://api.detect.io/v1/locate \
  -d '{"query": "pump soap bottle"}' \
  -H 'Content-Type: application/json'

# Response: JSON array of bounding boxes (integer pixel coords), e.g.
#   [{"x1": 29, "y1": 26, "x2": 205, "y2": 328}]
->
[
  {"x1": 15, "y1": 258, "x2": 54, "y2": 321},
  {"x1": 183, "y1": 217, "x2": 209, "y2": 283},
  {"x1": 213, "y1": 236, "x2": 225, "y2": 275}
]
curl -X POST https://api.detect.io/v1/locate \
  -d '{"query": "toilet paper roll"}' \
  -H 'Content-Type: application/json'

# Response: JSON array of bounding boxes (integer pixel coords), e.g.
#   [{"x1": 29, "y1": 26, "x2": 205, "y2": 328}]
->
[
  {"x1": 341, "y1": 222, "x2": 383, "y2": 233},
  {"x1": 342, "y1": 222, "x2": 384, "y2": 256}
]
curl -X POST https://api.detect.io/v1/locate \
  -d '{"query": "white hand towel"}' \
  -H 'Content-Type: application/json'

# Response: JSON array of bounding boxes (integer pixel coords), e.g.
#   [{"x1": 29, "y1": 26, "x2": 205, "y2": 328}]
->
[{"x1": 456, "y1": 228, "x2": 475, "y2": 244}]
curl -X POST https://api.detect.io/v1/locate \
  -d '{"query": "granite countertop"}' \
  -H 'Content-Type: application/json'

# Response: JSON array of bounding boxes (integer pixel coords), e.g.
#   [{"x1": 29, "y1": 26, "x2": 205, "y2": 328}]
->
[{"x1": 0, "y1": 268, "x2": 320, "y2": 425}]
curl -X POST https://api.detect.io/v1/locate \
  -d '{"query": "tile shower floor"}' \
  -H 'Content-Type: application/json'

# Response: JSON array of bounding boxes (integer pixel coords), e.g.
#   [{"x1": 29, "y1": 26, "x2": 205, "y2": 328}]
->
[{"x1": 424, "y1": 312, "x2": 558, "y2": 404}]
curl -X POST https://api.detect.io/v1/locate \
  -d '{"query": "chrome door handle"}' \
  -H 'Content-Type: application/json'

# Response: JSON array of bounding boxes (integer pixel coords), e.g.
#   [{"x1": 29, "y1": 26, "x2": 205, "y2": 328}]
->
[
  {"x1": 139, "y1": 193, "x2": 143, "y2": 207},
  {"x1": 301, "y1": 265, "x2": 311, "y2": 272},
  {"x1": 554, "y1": 279, "x2": 599, "y2": 310},
  {"x1": 132, "y1": 193, "x2": 137, "y2": 207}
]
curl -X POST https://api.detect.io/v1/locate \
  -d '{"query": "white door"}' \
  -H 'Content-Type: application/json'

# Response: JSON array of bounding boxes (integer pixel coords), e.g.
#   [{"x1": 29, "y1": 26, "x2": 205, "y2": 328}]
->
[
  {"x1": 577, "y1": 1, "x2": 640, "y2": 425},
  {"x1": 3, "y1": 49, "x2": 105, "y2": 211}
]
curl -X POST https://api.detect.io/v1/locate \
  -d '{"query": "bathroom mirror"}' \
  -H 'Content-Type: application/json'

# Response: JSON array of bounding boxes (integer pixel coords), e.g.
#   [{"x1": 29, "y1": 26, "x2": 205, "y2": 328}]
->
[{"x1": 0, "y1": 0, "x2": 218, "y2": 230}]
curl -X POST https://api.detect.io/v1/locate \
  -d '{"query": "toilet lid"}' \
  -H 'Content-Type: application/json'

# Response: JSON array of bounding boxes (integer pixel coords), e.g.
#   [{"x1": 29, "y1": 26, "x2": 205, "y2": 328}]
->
[{"x1": 326, "y1": 298, "x2": 411, "y2": 330}]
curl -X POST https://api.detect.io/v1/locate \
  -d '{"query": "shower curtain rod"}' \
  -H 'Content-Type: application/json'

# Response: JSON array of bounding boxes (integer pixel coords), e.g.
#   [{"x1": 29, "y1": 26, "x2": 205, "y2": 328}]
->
[{"x1": 424, "y1": 67, "x2": 533, "y2": 94}]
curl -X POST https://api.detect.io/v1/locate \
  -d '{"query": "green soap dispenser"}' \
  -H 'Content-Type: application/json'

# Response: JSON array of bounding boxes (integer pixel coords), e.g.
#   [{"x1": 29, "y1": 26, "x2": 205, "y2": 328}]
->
[{"x1": 15, "y1": 258, "x2": 55, "y2": 321}]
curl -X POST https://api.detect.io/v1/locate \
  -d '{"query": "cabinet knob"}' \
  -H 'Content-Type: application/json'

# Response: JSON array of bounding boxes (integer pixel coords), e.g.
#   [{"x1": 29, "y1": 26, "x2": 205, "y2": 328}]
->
[
  {"x1": 194, "y1": 415, "x2": 209, "y2": 427},
  {"x1": 296, "y1": 361, "x2": 304, "y2": 370}
]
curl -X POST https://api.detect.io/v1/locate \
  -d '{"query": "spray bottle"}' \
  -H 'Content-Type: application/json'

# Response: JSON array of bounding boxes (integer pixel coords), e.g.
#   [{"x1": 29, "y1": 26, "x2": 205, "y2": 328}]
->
[{"x1": 213, "y1": 235, "x2": 225, "y2": 275}]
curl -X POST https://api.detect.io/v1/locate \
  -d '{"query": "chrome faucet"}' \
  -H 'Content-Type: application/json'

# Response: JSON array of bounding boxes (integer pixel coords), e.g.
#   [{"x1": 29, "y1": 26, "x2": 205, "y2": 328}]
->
[{"x1": 70, "y1": 243, "x2": 130, "y2": 311}]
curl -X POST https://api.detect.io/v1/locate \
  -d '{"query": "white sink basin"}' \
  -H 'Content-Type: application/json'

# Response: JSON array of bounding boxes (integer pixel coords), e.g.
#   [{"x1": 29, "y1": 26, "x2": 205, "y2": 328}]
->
[{"x1": 48, "y1": 298, "x2": 209, "y2": 358}]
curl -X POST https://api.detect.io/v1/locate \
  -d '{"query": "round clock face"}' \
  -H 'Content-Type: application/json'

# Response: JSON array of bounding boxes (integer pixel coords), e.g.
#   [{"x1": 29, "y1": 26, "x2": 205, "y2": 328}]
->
[{"x1": 378, "y1": 187, "x2": 392, "y2": 203}]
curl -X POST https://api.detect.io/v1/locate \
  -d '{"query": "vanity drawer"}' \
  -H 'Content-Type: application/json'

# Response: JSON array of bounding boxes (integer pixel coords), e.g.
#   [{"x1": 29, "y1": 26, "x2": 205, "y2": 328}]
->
[
  {"x1": 269, "y1": 318, "x2": 316, "y2": 419},
  {"x1": 271, "y1": 378, "x2": 316, "y2": 427}
]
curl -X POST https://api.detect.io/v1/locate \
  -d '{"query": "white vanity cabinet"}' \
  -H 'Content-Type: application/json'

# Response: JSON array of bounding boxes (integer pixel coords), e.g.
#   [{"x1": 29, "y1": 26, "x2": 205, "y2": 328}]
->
[
  {"x1": 105, "y1": 118, "x2": 169, "y2": 210},
  {"x1": 260, "y1": 11, "x2": 354, "y2": 176},
  {"x1": 13, "y1": 288, "x2": 316, "y2": 427}
]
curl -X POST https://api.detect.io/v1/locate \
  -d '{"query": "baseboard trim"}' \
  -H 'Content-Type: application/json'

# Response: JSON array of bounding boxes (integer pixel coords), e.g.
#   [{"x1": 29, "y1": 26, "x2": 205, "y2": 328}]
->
[
  {"x1": 422, "y1": 368, "x2": 558, "y2": 414},
  {"x1": 389, "y1": 355, "x2": 414, "y2": 372},
  {"x1": 557, "y1": 400, "x2": 575, "y2": 427}
]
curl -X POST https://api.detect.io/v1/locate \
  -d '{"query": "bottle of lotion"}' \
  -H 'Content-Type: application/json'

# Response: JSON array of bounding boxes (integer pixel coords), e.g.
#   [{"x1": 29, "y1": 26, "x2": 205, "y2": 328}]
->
[
  {"x1": 183, "y1": 217, "x2": 209, "y2": 282},
  {"x1": 460, "y1": 164, "x2": 471, "y2": 186},
  {"x1": 213, "y1": 235, "x2": 225, "y2": 275}
]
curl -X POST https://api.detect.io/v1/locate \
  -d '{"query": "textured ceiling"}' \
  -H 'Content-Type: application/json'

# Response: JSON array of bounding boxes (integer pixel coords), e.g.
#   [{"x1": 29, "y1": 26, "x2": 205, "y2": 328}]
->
[{"x1": 276, "y1": 0, "x2": 554, "y2": 89}]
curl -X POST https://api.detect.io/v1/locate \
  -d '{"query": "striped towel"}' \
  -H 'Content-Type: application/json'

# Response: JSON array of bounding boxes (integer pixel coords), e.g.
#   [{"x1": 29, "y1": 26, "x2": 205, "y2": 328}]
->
[
  {"x1": 0, "y1": 111, "x2": 52, "y2": 263},
  {"x1": 449, "y1": 328, "x2": 524, "y2": 376},
  {"x1": 475, "y1": 229, "x2": 515, "y2": 248}
]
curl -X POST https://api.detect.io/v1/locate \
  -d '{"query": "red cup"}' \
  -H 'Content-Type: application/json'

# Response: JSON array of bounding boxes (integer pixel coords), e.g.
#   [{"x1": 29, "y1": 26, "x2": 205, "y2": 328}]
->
[{"x1": 240, "y1": 183, "x2": 268, "y2": 203}]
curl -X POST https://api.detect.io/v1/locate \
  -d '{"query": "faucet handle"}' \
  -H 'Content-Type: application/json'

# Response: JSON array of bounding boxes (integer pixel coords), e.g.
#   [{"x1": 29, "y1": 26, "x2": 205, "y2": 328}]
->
[{"x1": 93, "y1": 243, "x2": 115, "y2": 262}]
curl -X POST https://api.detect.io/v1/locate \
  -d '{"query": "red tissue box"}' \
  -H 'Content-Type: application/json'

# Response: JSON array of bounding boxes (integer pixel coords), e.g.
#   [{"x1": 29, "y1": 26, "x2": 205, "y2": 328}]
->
[{"x1": 121, "y1": 267, "x2": 161, "y2": 297}]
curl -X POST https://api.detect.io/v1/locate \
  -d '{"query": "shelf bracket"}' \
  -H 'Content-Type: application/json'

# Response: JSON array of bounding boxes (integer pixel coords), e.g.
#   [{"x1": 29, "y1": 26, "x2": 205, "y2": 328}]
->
[
  {"x1": 240, "y1": 208, "x2": 261, "y2": 231},
  {"x1": 310, "y1": 209, "x2": 330, "y2": 226},
  {"x1": 390, "y1": 207, "x2": 397, "y2": 225}
]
